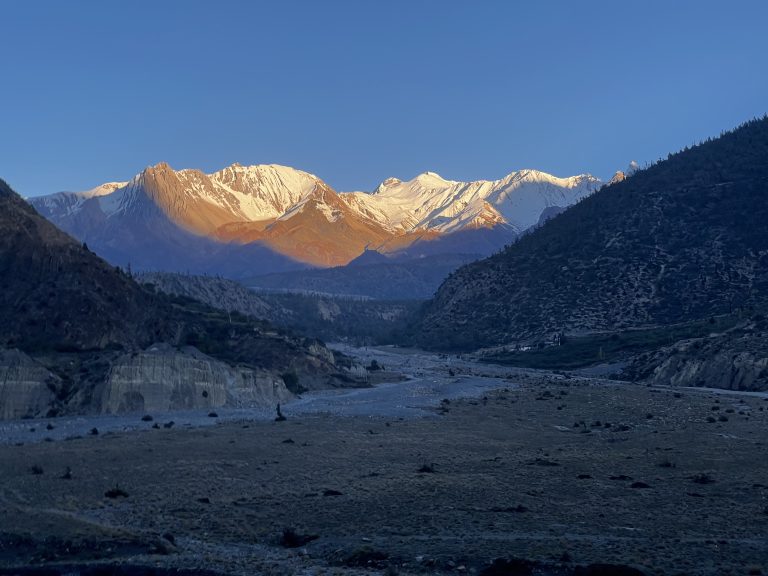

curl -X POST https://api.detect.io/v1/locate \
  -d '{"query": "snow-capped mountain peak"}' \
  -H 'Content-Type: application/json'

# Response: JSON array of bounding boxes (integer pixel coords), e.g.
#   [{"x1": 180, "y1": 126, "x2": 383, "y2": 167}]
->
[
  {"x1": 29, "y1": 162, "x2": 606, "y2": 268},
  {"x1": 342, "y1": 168, "x2": 602, "y2": 233}
]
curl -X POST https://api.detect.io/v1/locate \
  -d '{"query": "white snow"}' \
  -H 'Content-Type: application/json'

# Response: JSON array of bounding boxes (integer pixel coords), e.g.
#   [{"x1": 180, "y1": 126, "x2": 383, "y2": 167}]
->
[
  {"x1": 31, "y1": 163, "x2": 604, "y2": 236},
  {"x1": 339, "y1": 168, "x2": 602, "y2": 233}
]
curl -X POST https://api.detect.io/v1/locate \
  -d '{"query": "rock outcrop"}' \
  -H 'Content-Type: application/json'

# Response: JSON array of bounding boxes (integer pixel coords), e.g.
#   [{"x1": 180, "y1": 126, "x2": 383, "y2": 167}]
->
[
  {"x1": 0, "y1": 349, "x2": 59, "y2": 419},
  {"x1": 98, "y1": 344, "x2": 292, "y2": 414},
  {"x1": 626, "y1": 318, "x2": 768, "y2": 391},
  {"x1": 645, "y1": 347, "x2": 768, "y2": 391}
]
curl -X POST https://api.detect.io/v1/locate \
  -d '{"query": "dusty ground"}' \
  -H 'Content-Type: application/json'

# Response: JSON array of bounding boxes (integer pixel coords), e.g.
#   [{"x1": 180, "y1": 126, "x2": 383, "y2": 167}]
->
[{"x1": 1, "y1": 364, "x2": 768, "y2": 575}]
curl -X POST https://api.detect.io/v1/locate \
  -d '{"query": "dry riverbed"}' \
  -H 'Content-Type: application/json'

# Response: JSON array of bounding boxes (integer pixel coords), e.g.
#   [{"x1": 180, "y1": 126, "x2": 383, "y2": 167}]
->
[{"x1": 1, "y1": 348, "x2": 767, "y2": 575}]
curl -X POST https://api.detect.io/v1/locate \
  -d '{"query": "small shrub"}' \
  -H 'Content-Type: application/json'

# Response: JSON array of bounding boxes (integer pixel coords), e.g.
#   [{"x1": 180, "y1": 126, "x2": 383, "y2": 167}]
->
[
  {"x1": 104, "y1": 485, "x2": 129, "y2": 498},
  {"x1": 691, "y1": 473, "x2": 715, "y2": 485},
  {"x1": 280, "y1": 527, "x2": 319, "y2": 548},
  {"x1": 344, "y1": 546, "x2": 388, "y2": 567},
  {"x1": 367, "y1": 359, "x2": 382, "y2": 371},
  {"x1": 30, "y1": 465, "x2": 43, "y2": 475}
]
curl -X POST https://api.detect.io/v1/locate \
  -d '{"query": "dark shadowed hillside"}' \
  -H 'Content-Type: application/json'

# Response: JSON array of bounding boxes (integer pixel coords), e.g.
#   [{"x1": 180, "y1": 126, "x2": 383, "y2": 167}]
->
[
  {"x1": 245, "y1": 253, "x2": 479, "y2": 300},
  {"x1": 0, "y1": 179, "x2": 345, "y2": 417},
  {"x1": 0, "y1": 179, "x2": 162, "y2": 351},
  {"x1": 411, "y1": 117, "x2": 768, "y2": 351},
  {"x1": 137, "y1": 271, "x2": 421, "y2": 345}
]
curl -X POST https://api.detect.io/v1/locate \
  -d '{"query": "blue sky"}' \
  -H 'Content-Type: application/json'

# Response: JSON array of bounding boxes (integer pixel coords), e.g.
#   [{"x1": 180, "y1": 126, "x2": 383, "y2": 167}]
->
[{"x1": 2, "y1": 0, "x2": 767, "y2": 196}]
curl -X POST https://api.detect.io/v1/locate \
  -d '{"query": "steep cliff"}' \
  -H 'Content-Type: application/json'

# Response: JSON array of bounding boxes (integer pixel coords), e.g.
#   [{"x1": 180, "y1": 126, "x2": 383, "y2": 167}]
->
[
  {"x1": 0, "y1": 349, "x2": 59, "y2": 420},
  {"x1": 98, "y1": 344, "x2": 292, "y2": 414},
  {"x1": 626, "y1": 316, "x2": 768, "y2": 391}
]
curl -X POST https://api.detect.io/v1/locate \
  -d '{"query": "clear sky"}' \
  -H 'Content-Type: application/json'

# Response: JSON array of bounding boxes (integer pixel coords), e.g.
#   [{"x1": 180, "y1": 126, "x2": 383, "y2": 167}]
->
[{"x1": 2, "y1": 0, "x2": 767, "y2": 197}]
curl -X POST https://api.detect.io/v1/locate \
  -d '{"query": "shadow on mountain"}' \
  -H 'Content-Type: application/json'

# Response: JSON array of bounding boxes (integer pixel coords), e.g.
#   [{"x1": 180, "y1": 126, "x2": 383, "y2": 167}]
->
[{"x1": 32, "y1": 187, "x2": 308, "y2": 278}]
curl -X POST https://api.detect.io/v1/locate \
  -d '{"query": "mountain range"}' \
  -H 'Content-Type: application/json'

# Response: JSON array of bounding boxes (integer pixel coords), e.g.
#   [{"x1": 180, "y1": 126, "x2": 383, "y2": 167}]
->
[
  {"x1": 411, "y1": 117, "x2": 768, "y2": 353},
  {"x1": 30, "y1": 163, "x2": 603, "y2": 276}
]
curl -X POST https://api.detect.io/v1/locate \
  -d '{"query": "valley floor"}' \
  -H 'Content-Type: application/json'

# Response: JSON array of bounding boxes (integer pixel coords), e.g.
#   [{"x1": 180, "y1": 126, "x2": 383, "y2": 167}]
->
[{"x1": 1, "y1": 349, "x2": 767, "y2": 575}]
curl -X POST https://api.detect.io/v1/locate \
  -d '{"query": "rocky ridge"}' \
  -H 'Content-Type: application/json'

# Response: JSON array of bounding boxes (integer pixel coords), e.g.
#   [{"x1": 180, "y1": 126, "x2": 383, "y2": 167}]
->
[
  {"x1": 625, "y1": 315, "x2": 768, "y2": 391},
  {"x1": 29, "y1": 162, "x2": 603, "y2": 272}
]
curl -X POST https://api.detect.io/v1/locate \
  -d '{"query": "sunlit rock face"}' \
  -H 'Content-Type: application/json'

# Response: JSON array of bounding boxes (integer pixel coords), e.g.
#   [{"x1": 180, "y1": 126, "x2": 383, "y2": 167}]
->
[{"x1": 30, "y1": 163, "x2": 603, "y2": 273}]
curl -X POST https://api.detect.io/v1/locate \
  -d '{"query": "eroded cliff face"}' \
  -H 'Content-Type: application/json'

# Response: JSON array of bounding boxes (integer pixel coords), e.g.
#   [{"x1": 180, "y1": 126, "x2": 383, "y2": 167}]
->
[
  {"x1": 627, "y1": 320, "x2": 768, "y2": 392},
  {"x1": 643, "y1": 346, "x2": 768, "y2": 391},
  {"x1": 98, "y1": 344, "x2": 292, "y2": 414},
  {"x1": 0, "y1": 349, "x2": 59, "y2": 420}
]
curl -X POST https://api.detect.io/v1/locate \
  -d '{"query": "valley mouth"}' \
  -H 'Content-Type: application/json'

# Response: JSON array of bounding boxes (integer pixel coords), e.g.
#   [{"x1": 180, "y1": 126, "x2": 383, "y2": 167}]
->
[{"x1": 1, "y1": 347, "x2": 766, "y2": 576}]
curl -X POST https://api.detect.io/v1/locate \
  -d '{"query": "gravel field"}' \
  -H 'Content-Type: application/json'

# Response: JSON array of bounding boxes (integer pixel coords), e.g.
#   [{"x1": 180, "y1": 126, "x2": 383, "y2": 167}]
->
[{"x1": 1, "y1": 347, "x2": 767, "y2": 576}]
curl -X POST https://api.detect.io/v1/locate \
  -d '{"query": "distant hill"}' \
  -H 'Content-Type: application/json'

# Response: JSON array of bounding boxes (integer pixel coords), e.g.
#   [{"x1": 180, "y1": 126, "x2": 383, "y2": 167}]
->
[
  {"x1": 137, "y1": 271, "x2": 421, "y2": 345},
  {"x1": 137, "y1": 272, "x2": 276, "y2": 321},
  {"x1": 411, "y1": 116, "x2": 768, "y2": 351},
  {"x1": 245, "y1": 253, "x2": 481, "y2": 300}
]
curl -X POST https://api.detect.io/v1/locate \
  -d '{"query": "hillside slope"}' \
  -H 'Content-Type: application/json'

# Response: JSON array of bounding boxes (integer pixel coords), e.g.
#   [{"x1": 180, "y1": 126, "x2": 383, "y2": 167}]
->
[
  {"x1": 0, "y1": 179, "x2": 162, "y2": 351},
  {"x1": 412, "y1": 117, "x2": 768, "y2": 351},
  {"x1": 246, "y1": 253, "x2": 479, "y2": 300},
  {"x1": 136, "y1": 271, "x2": 420, "y2": 345},
  {"x1": 0, "y1": 179, "x2": 345, "y2": 418}
]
